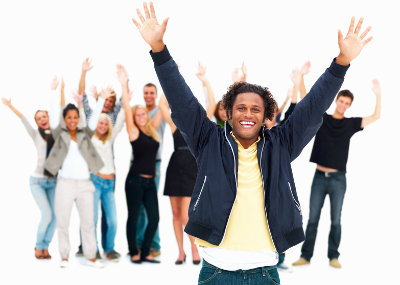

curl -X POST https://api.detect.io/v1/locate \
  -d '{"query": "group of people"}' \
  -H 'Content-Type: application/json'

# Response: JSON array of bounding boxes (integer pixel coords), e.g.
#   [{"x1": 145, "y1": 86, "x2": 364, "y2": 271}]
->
[{"x1": 3, "y1": 2, "x2": 381, "y2": 284}]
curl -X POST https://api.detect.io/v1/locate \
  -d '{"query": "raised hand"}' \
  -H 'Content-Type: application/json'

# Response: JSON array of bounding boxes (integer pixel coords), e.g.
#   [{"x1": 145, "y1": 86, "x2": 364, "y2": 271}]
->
[
  {"x1": 286, "y1": 88, "x2": 293, "y2": 100},
  {"x1": 91, "y1": 86, "x2": 99, "y2": 99},
  {"x1": 337, "y1": 17, "x2": 372, "y2": 65},
  {"x1": 300, "y1": 61, "x2": 311, "y2": 75},
  {"x1": 240, "y1": 62, "x2": 247, "y2": 82},
  {"x1": 73, "y1": 91, "x2": 84, "y2": 103},
  {"x1": 290, "y1": 68, "x2": 302, "y2": 87},
  {"x1": 51, "y1": 76, "x2": 59, "y2": 90},
  {"x1": 1, "y1": 97, "x2": 11, "y2": 107},
  {"x1": 116, "y1": 64, "x2": 129, "y2": 84},
  {"x1": 82, "y1": 58, "x2": 93, "y2": 72},
  {"x1": 132, "y1": 2, "x2": 169, "y2": 52},
  {"x1": 100, "y1": 88, "x2": 113, "y2": 100},
  {"x1": 196, "y1": 62, "x2": 207, "y2": 83},
  {"x1": 232, "y1": 68, "x2": 240, "y2": 83},
  {"x1": 371, "y1": 79, "x2": 381, "y2": 97}
]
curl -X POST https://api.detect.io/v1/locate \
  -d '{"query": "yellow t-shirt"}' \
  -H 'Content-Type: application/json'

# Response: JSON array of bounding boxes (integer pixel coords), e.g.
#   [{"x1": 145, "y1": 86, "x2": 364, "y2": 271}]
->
[{"x1": 196, "y1": 133, "x2": 275, "y2": 251}]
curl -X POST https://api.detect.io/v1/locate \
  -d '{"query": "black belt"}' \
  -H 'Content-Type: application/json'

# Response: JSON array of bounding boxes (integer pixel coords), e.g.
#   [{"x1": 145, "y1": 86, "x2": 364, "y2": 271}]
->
[{"x1": 316, "y1": 169, "x2": 344, "y2": 178}]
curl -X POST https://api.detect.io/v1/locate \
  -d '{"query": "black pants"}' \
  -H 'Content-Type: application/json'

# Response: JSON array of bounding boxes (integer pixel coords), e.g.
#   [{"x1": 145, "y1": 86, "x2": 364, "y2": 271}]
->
[{"x1": 125, "y1": 174, "x2": 159, "y2": 258}]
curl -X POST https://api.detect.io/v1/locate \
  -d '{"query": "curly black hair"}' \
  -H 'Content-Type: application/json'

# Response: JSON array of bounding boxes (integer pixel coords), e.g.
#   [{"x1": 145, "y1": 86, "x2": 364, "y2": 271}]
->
[{"x1": 222, "y1": 81, "x2": 277, "y2": 121}]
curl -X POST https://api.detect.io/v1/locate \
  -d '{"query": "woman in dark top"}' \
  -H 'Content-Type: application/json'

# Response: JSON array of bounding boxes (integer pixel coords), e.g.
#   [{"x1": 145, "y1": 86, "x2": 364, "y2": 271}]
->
[
  {"x1": 118, "y1": 65, "x2": 163, "y2": 263},
  {"x1": 159, "y1": 90, "x2": 216, "y2": 265}
]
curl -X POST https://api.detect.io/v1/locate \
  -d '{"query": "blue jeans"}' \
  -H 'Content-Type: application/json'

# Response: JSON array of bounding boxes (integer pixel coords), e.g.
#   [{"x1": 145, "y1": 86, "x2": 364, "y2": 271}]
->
[
  {"x1": 90, "y1": 174, "x2": 117, "y2": 253},
  {"x1": 199, "y1": 260, "x2": 280, "y2": 285},
  {"x1": 136, "y1": 160, "x2": 161, "y2": 251},
  {"x1": 29, "y1": 176, "x2": 57, "y2": 250},
  {"x1": 301, "y1": 170, "x2": 346, "y2": 260}
]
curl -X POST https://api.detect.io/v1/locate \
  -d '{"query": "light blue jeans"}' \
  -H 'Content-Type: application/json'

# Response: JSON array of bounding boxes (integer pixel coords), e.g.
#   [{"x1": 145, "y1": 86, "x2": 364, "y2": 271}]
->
[
  {"x1": 136, "y1": 160, "x2": 161, "y2": 251},
  {"x1": 29, "y1": 176, "x2": 57, "y2": 250},
  {"x1": 90, "y1": 174, "x2": 117, "y2": 253}
]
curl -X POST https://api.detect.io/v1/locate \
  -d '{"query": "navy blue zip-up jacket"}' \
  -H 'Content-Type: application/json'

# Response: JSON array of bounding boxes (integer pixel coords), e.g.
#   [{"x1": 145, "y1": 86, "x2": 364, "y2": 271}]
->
[{"x1": 150, "y1": 47, "x2": 349, "y2": 253}]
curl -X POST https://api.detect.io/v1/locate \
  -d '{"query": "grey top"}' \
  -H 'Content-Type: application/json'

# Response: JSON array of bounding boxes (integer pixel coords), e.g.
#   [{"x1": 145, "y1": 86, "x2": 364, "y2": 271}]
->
[{"x1": 20, "y1": 116, "x2": 49, "y2": 178}]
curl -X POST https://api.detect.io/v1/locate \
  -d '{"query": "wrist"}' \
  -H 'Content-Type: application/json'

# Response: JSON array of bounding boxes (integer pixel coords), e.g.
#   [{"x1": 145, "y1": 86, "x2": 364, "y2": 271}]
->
[
  {"x1": 151, "y1": 41, "x2": 165, "y2": 53},
  {"x1": 335, "y1": 53, "x2": 350, "y2": 66}
]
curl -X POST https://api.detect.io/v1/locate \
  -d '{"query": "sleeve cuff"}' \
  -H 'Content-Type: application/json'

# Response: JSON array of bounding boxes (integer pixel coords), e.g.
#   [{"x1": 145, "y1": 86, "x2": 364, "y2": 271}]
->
[
  {"x1": 328, "y1": 58, "x2": 350, "y2": 79},
  {"x1": 150, "y1": 45, "x2": 172, "y2": 66}
]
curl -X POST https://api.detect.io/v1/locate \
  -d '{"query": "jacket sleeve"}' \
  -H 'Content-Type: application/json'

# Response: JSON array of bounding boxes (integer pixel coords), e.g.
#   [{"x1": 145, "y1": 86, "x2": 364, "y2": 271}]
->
[
  {"x1": 278, "y1": 59, "x2": 349, "y2": 161},
  {"x1": 150, "y1": 46, "x2": 215, "y2": 158}
]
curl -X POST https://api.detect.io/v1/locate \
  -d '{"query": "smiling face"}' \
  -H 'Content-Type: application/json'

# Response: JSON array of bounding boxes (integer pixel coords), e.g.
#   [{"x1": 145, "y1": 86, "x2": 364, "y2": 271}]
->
[
  {"x1": 134, "y1": 107, "x2": 149, "y2": 128},
  {"x1": 143, "y1": 85, "x2": 157, "y2": 110},
  {"x1": 34, "y1": 111, "x2": 50, "y2": 130},
  {"x1": 96, "y1": 117, "x2": 110, "y2": 137},
  {"x1": 64, "y1": 109, "x2": 79, "y2": 132},
  {"x1": 230, "y1": 92, "x2": 265, "y2": 148},
  {"x1": 335, "y1": 95, "x2": 352, "y2": 116},
  {"x1": 102, "y1": 95, "x2": 116, "y2": 113}
]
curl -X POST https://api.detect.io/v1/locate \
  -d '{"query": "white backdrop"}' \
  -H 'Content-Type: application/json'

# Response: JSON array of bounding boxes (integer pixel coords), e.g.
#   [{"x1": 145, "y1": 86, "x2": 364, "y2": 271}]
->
[{"x1": 0, "y1": 0, "x2": 398, "y2": 284}]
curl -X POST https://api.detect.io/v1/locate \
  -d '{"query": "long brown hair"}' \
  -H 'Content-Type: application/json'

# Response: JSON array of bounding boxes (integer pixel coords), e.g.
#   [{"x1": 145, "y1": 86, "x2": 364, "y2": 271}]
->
[{"x1": 131, "y1": 105, "x2": 159, "y2": 142}]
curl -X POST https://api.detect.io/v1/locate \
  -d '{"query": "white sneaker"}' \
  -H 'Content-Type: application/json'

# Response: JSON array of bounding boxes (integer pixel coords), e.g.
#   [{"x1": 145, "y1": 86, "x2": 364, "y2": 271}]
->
[
  {"x1": 60, "y1": 260, "x2": 69, "y2": 268},
  {"x1": 86, "y1": 259, "x2": 104, "y2": 268}
]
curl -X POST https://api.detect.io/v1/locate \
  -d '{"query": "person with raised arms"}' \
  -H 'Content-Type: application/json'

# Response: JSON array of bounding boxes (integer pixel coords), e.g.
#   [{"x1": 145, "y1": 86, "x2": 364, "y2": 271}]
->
[{"x1": 132, "y1": 2, "x2": 371, "y2": 283}]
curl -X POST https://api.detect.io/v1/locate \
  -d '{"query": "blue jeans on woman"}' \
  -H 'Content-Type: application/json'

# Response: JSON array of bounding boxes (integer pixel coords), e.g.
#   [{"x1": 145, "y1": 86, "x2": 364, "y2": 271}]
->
[
  {"x1": 90, "y1": 173, "x2": 117, "y2": 253},
  {"x1": 29, "y1": 176, "x2": 57, "y2": 250},
  {"x1": 198, "y1": 259, "x2": 280, "y2": 285},
  {"x1": 301, "y1": 170, "x2": 347, "y2": 261}
]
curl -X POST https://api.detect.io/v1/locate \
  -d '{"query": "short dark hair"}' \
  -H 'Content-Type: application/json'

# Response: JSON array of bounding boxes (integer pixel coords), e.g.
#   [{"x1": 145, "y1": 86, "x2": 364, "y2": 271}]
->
[
  {"x1": 336, "y1": 89, "x2": 354, "y2": 103},
  {"x1": 222, "y1": 82, "x2": 277, "y2": 121},
  {"x1": 63, "y1": 103, "x2": 79, "y2": 118},
  {"x1": 143, "y1": 83, "x2": 157, "y2": 93}
]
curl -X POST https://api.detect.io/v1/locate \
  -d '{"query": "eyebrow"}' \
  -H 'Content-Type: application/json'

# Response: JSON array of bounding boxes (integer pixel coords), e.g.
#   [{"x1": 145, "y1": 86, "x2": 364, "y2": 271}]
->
[{"x1": 235, "y1": 104, "x2": 262, "y2": 108}]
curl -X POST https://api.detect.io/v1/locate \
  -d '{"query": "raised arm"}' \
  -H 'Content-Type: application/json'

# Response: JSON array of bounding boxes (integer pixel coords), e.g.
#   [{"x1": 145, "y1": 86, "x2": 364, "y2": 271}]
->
[
  {"x1": 132, "y1": 2, "x2": 214, "y2": 157},
  {"x1": 79, "y1": 58, "x2": 93, "y2": 95},
  {"x1": 279, "y1": 17, "x2": 372, "y2": 161},
  {"x1": 196, "y1": 62, "x2": 216, "y2": 119},
  {"x1": 361, "y1": 79, "x2": 381, "y2": 128},
  {"x1": 277, "y1": 89, "x2": 293, "y2": 114},
  {"x1": 158, "y1": 93, "x2": 176, "y2": 132},
  {"x1": 87, "y1": 90, "x2": 107, "y2": 131},
  {"x1": 299, "y1": 61, "x2": 311, "y2": 99},
  {"x1": 1, "y1": 98, "x2": 23, "y2": 118},
  {"x1": 117, "y1": 64, "x2": 139, "y2": 142},
  {"x1": 49, "y1": 77, "x2": 61, "y2": 130}
]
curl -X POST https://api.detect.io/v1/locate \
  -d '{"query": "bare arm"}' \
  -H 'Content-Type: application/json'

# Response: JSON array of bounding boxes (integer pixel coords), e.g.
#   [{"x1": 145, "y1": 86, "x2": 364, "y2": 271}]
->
[
  {"x1": 158, "y1": 93, "x2": 176, "y2": 132},
  {"x1": 60, "y1": 78, "x2": 65, "y2": 107},
  {"x1": 196, "y1": 62, "x2": 216, "y2": 119},
  {"x1": 49, "y1": 77, "x2": 61, "y2": 130},
  {"x1": 117, "y1": 64, "x2": 139, "y2": 141},
  {"x1": 299, "y1": 61, "x2": 311, "y2": 99},
  {"x1": 361, "y1": 79, "x2": 381, "y2": 128},
  {"x1": 1, "y1": 98, "x2": 23, "y2": 118},
  {"x1": 78, "y1": 58, "x2": 93, "y2": 95}
]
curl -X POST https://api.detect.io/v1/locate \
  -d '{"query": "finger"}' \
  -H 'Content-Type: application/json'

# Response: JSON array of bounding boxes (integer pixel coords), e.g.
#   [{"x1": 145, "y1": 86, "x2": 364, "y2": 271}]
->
[
  {"x1": 338, "y1": 29, "x2": 344, "y2": 47},
  {"x1": 161, "y1": 17, "x2": 169, "y2": 33},
  {"x1": 362, "y1": 36, "x2": 373, "y2": 46},
  {"x1": 354, "y1": 17, "x2": 364, "y2": 35},
  {"x1": 132, "y1": 18, "x2": 141, "y2": 30},
  {"x1": 143, "y1": 2, "x2": 150, "y2": 19},
  {"x1": 347, "y1": 16, "x2": 355, "y2": 35},
  {"x1": 149, "y1": 1, "x2": 157, "y2": 19},
  {"x1": 136, "y1": 8, "x2": 145, "y2": 24},
  {"x1": 360, "y1": 26, "x2": 371, "y2": 40}
]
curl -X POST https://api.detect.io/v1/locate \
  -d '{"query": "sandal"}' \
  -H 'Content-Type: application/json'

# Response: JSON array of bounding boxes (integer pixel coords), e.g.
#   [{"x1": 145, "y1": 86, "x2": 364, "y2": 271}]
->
[
  {"x1": 34, "y1": 248, "x2": 44, "y2": 259},
  {"x1": 42, "y1": 249, "x2": 52, "y2": 259}
]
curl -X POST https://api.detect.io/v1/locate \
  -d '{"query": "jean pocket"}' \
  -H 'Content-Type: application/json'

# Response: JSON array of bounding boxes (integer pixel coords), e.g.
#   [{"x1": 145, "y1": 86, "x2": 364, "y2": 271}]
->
[
  {"x1": 198, "y1": 266, "x2": 220, "y2": 284},
  {"x1": 266, "y1": 268, "x2": 280, "y2": 285}
]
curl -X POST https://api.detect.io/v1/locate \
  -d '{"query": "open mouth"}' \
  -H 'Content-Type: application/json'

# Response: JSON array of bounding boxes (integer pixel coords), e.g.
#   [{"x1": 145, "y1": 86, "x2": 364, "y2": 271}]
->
[{"x1": 239, "y1": 121, "x2": 255, "y2": 129}]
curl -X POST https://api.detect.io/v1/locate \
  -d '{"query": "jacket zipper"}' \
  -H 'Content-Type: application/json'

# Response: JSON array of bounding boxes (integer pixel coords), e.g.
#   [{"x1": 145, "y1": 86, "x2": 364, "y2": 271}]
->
[
  {"x1": 288, "y1": 181, "x2": 302, "y2": 215},
  {"x1": 193, "y1": 176, "x2": 207, "y2": 211},
  {"x1": 219, "y1": 124, "x2": 238, "y2": 245},
  {"x1": 259, "y1": 128, "x2": 278, "y2": 258}
]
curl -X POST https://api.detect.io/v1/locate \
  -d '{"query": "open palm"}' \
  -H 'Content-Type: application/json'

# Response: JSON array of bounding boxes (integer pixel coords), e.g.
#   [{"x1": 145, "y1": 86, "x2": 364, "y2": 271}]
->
[{"x1": 132, "y1": 2, "x2": 169, "y2": 52}]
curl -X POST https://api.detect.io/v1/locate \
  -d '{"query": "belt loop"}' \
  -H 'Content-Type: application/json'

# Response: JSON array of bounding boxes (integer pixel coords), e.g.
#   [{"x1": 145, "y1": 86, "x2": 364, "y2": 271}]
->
[{"x1": 325, "y1": 172, "x2": 329, "y2": 178}]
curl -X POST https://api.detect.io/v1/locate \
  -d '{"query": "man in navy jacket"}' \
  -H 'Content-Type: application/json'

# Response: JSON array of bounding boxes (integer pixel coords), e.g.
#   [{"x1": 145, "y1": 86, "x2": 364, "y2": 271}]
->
[{"x1": 132, "y1": 2, "x2": 372, "y2": 283}]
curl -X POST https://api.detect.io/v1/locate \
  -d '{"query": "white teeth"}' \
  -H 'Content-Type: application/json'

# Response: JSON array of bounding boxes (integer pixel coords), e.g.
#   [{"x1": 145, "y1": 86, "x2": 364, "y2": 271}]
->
[{"x1": 240, "y1": 121, "x2": 255, "y2": 126}]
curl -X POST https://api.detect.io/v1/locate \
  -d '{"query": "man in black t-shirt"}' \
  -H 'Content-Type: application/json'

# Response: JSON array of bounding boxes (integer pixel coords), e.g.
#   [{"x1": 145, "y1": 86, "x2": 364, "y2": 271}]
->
[{"x1": 293, "y1": 80, "x2": 381, "y2": 269}]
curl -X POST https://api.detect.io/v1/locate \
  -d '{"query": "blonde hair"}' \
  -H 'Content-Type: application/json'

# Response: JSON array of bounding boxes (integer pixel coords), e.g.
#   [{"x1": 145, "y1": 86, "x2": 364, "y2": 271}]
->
[
  {"x1": 94, "y1": 113, "x2": 113, "y2": 144},
  {"x1": 131, "y1": 105, "x2": 159, "y2": 142}
]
